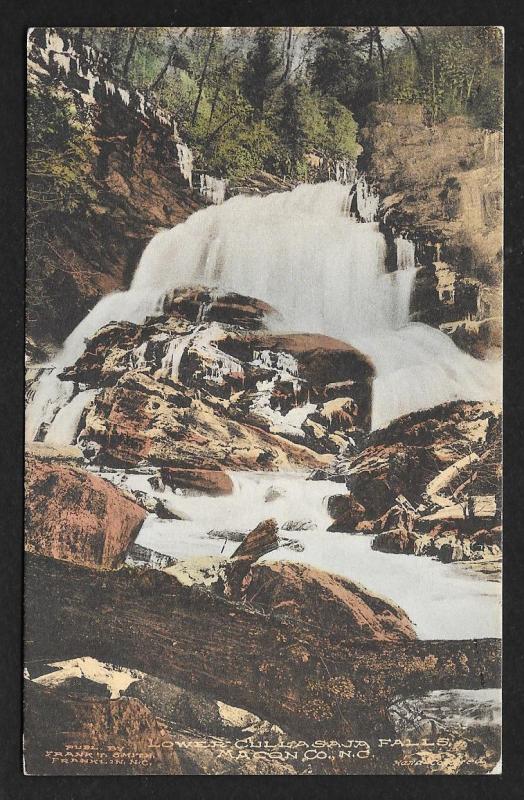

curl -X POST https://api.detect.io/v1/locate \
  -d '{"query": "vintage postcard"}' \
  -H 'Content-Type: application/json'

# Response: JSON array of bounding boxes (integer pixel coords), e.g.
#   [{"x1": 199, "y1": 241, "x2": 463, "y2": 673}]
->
[{"x1": 24, "y1": 26, "x2": 502, "y2": 775}]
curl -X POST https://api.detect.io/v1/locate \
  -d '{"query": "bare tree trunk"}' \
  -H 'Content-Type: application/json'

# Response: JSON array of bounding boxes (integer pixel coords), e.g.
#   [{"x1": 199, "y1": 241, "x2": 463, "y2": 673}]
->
[
  {"x1": 368, "y1": 27, "x2": 375, "y2": 63},
  {"x1": 206, "y1": 54, "x2": 228, "y2": 134},
  {"x1": 122, "y1": 27, "x2": 139, "y2": 80},
  {"x1": 374, "y1": 27, "x2": 386, "y2": 78},
  {"x1": 191, "y1": 28, "x2": 217, "y2": 126},
  {"x1": 149, "y1": 43, "x2": 178, "y2": 93},
  {"x1": 400, "y1": 26, "x2": 424, "y2": 63}
]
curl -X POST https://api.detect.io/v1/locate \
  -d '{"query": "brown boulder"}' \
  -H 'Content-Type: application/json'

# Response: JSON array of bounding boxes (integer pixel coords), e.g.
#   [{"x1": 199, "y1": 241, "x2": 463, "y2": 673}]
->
[
  {"x1": 231, "y1": 518, "x2": 279, "y2": 561},
  {"x1": 334, "y1": 401, "x2": 501, "y2": 521},
  {"x1": 471, "y1": 527, "x2": 502, "y2": 549},
  {"x1": 243, "y1": 561, "x2": 416, "y2": 642},
  {"x1": 80, "y1": 370, "x2": 326, "y2": 471},
  {"x1": 327, "y1": 493, "x2": 366, "y2": 532},
  {"x1": 161, "y1": 467, "x2": 233, "y2": 496},
  {"x1": 165, "y1": 287, "x2": 276, "y2": 329},
  {"x1": 372, "y1": 528, "x2": 415, "y2": 555},
  {"x1": 437, "y1": 542, "x2": 464, "y2": 563},
  {"x1": 25, "y1": 456, "x2": 146, "y2": 569}
]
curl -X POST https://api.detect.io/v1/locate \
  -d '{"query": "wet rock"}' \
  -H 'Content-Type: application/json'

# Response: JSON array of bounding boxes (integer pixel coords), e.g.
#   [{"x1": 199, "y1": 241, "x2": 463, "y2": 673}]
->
[
  {"x1": 231, "y1": 518, "x2": 280, "y2": 561},
  {"x1": 160, "y1": 467, "x2": 233, "y2": 496},
  {"x1": 129, "y1": 489, "x2": 180, "y2": 519},
  {"x1": 25, "y1": 455, "x2": 146, "y2": 569},
  {"x1": 243, "y1": 561, "x2": 417, "y2": 642},
  {"x1": 59, "y1": 304, "x2": 374, "y2": 469},
  {"x1": 264, "y1": 485, "x2": 284, "y2": 503},
  {"x1": 332, "y1": 401, "x2": 501, "y2": 523},
  {"x1": 79, "y1": 369, "x2": 325, "y2": 471},
  {"x1": 372, "y1": 528, "x2": 415, "y2": 555},
  {"x1": 438, "y1": 542, "x2": 464, "y2": 563},
  {"x1": 281, "y1": 519, "x2": 316, "y2": 531},
  {"x1": 165, "y1": 287, "x2": 275, "y2": 330},
  {"x1": 327, "y1": 493, "x2": 366, "y2": 532}
]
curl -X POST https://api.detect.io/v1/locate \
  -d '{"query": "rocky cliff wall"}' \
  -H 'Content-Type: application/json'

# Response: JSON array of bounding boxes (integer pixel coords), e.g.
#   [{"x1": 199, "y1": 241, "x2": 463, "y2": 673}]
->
[
  {"x1": 27, "y1": 29, "x2": 207, "y2": 352},
  {"x1": 359, "y1": 103, "x2": 503, "y2": 358}
]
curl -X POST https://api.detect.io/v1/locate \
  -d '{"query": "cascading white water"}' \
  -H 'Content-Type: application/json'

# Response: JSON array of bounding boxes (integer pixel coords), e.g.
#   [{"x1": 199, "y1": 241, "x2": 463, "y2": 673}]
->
[
  {"x1": 25, "y1": 179, "x2": 500, "y2": 443},
  {"x1": 112, "y1": 469, "x2": 500, "y2": 640}
]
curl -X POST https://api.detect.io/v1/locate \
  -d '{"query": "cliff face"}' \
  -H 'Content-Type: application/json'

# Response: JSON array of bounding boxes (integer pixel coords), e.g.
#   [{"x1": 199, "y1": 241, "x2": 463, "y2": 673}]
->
[
  {"x1": 360, "y1": 104, "x2": 502, "y2": 358},
  {"x1": 27, "y1": 29, "x2": 205, "y2": 352}
]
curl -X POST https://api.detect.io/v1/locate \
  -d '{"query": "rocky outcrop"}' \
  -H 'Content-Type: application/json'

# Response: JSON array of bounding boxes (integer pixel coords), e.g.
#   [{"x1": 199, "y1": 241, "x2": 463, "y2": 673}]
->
[
  {"x1": 373, "y1": 521, "x2": 501, "y2": 565},
  {"x1": 27, "y1": 29, "x2": 206, "y2": 351},
  {"x1": 326, "y1": 400, "x2": 501, "y2": 519},
  {"x1": 53, "y1": 289, "x2": 373, "y2": 469},
  {"x1": 360, "y1": 103, "x2": 502, "y2": 358},
  {"x1": 242, "y1": 561, "x2": 416, "y2": 642},
  {"x1": 160, "y1": 467, "x2": 233, "y2": 496},
  {"x1": 321, "y1": 400, "x2": 501, "y2": 563},
  {"x1": 327, "y1": 493, "x2": 366, "y2": 532},
  {"x1": 25, "y1": 455, "x2": 146, "y2": 568}
]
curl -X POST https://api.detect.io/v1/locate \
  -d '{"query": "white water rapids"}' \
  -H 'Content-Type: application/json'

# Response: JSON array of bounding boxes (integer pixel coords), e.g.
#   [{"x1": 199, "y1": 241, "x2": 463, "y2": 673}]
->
[
  {"x1": 99, "y1": 469, "x2": 501, "y2": 641},
  {"x1": 25, "y1": 179, "x2": 500, "y2": 444}
]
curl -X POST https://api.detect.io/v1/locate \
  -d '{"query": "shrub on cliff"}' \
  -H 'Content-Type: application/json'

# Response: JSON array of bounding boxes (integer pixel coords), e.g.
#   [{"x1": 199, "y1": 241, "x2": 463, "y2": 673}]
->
[
  {"x1": 27, "y1": 82, "x2": 96, "y2": 214},
  {"x1": 26, "y1": 82, "x2": 97, "y2": 330}
]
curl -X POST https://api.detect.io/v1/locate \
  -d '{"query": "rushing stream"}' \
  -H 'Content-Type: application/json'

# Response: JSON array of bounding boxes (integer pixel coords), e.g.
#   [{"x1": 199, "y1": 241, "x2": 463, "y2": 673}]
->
[{"x1": 96, "y1": 469, "x2": 501, "y2": 642}]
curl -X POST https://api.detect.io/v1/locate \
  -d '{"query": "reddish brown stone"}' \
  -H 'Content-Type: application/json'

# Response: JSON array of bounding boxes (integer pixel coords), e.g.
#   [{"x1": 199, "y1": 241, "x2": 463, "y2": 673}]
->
[
  {"x1": 160, "y1": 467, "x2": 233, "y2": 496},
  {"x1": 25, "y1": 455, "x2": 146, "y2": 569}
]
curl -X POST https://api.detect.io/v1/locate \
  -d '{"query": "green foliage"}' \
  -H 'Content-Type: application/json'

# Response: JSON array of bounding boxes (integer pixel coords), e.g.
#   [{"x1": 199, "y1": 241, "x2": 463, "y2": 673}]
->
[
  {"x1": 320, "y1": 98, "x2": 361, "y2": 160},
  {"x1": 27, "y1": 81, "x2": 96, "y2": 214},
  {"x1": 242, "y1": 27, "x2": 283, "y2": 116},
  {"x1": 308, "y1": 27, "x2": 366, "y2": 108},
  {"x1": 26, "y1": 81, "x2": 97, "y2": 336},
  {"x1": 381, "y1": 27, "x2": 503, "y2": 129},
  {"x1": 56, "y1": 25, "x2": 502, "y2": 187}
]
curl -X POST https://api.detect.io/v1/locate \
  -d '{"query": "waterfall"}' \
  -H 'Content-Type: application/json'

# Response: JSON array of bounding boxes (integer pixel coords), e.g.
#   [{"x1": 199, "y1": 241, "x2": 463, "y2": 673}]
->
[
  {"x1": 26, "y1": 180, "x2": 500, "y2": 443},
  {"x1": 395, "y1": 236, "x2": 416, "y2": 271},
  {"x1": 176, "y1": 143, "x2": 193, "y2": 187},
  {"x1": 45, "y1": 388, "x2": 98, "y2": 447},
  {"x1": 199, "y1": 174, "x2": 227, "y2": 205}
]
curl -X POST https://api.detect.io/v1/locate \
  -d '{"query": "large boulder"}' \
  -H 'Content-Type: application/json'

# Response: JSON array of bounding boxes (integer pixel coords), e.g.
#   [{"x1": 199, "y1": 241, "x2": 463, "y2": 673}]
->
[
  {"x1": 327, "y1": 493, "x2": 366, "y2": 532},
  {"x1": 78, "y1": 370, "x2": 326, "y2": 470},
  {"x1": 160, "y1": 467, "x2": 233, "y2": 496},
  {"x1": 25, "y1": 455, "x2": 146, "y2": 569},
  {"x1": 51, "y1": 292, "x2": 374, "y2": 467},
  {"x1": 372, "y1": 528, "x2": 416, "y2": 555},
  {"x1": 331, "y1": 401, "x2": 501, "y2": 523},
  {"x1": 242, "y1": 561, "x2": 416, "y2": 642}
]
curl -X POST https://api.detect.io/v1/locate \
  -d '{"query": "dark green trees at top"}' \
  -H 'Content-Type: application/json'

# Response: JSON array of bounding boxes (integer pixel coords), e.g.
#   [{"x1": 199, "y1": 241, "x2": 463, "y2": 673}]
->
[
  {"x1": 308, "y1": 27, "x2": 367, "y2": 109},
  {"x1": 241, "y1": 27, "x2": 283, "y2": 118}
]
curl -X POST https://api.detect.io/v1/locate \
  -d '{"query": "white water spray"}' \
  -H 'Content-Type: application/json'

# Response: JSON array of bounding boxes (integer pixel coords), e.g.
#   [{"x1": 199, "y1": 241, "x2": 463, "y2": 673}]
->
[{"x1": 26, "y1": 180, "x2": 500, "y2": 443}]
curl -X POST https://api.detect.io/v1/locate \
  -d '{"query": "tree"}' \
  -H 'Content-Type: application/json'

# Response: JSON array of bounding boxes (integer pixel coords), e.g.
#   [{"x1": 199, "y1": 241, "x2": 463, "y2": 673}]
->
[
  {"x1": 190, "y1": 28, "x2": 217, "y2": 125},
  {"x1": 319, "y1": 97, "x2": 360, "y2": 160},
  {"x1": 308, "y1": 27, "x2": 366, "y2": 109},
  {"x1": 242, "y1": 27, "x2": 283, "y2": 117},
  {"x1": 271, "y1": 81, "x2": 327, "y2": 177},
  {"x1": 122, "y1": 28, "x2": 139, "y2": 79},
  {"x1": 26, "y1": 82, "x2": 97, "y2": 334}
]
